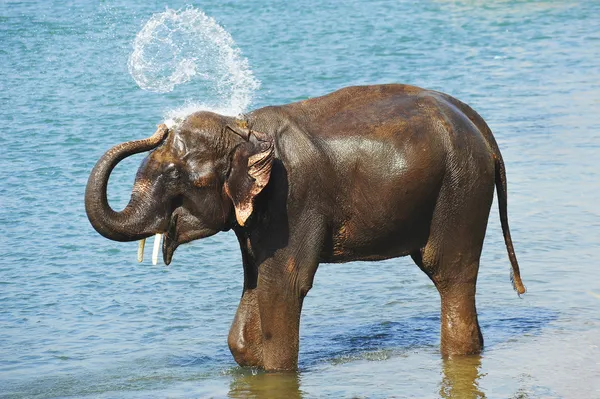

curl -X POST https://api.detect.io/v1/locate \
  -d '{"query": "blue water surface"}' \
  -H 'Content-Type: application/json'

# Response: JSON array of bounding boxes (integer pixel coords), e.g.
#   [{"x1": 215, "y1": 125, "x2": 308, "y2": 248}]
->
[{"x1": 1, "y1": 1, "x2": 599, "y2": 398}]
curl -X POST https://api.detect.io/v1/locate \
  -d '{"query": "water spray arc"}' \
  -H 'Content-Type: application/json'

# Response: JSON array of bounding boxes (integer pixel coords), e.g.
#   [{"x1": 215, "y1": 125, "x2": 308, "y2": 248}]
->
[{"x1": 128, "y1": 7, "x2": 260, "y2": 126}]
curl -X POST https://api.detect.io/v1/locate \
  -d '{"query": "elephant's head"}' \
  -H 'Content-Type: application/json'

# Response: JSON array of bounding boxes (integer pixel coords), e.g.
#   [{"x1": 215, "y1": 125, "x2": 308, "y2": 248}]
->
[{"x1": 85, "y1": 111, "x2": 274, "y2": 264}]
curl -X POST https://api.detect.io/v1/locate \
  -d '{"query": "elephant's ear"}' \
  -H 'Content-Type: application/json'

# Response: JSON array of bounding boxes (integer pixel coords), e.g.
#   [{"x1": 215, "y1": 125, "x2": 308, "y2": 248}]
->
[{"x1": 225, "y1": 140, "x2": 274, "y2": 226}]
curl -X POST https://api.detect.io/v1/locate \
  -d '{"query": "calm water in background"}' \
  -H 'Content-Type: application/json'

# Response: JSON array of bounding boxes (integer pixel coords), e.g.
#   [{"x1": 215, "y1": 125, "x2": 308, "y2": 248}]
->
[{"x1": 1, "y1": 1, "x2": 599, "y2": 398}]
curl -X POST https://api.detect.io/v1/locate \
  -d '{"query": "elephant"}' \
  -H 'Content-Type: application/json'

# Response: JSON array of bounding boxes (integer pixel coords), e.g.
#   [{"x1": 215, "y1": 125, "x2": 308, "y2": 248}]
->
[{"x1": 85, "y1": 84, "x2": 525, "y2": 371}]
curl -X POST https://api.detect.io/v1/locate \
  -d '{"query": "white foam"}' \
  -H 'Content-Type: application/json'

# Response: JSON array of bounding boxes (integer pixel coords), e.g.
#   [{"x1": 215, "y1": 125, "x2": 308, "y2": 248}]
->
[
  {"x1": 128, "y1": 7, "x2": 260, "y2": 127},
  {"x1": 163, "y1": 101, "x2": 243, "y2": 129}
]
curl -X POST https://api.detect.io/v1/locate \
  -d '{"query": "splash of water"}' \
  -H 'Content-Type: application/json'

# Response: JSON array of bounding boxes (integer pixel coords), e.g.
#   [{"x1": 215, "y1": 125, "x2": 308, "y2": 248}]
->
[{"x1": 128, "y1": 7, "x2": 260, "y2": 127}]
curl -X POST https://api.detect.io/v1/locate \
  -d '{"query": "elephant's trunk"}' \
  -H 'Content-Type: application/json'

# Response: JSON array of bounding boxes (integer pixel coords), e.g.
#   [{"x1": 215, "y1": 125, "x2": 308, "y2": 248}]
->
[{"x1": 85, "y1": 125, "x2": 169, "y2": 242}]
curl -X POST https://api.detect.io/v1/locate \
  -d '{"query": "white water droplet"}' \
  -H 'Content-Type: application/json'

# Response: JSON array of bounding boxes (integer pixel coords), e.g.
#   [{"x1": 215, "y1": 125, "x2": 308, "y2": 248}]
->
[{"x1": 128, "y1": 7, "x2": 260, "y2": 125}]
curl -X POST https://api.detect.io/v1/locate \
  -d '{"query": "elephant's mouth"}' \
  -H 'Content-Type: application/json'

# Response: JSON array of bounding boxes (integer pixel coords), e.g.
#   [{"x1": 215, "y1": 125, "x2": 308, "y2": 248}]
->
[
  {"x1": 161, "y1": 207, "x2": 217, "y2": 265},
  {"x1": 137, "y1": 214, "x2": 179, "y2": 266},
  {"x1": 137, "y1": 206, "x2": 218, "y2": 266},
  {"x1": 162, "y1": 212, "x2": 180, "y2": 266}
]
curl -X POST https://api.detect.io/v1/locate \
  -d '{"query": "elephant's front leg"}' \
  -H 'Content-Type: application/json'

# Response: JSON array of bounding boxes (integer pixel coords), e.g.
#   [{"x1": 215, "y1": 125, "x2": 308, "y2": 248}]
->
[
  {"x1": 228, "y1": 288, "x2": 264, "y2": 367},
  {"x1": 256, "y1": 255, "x2": 318, "y2": 371},
  {"x1": 256, "y1": 224, "x2": 324, "y2": 371},
  {"x1": 228, "y1": 265, "x2": 313, "y2": 371},
  {"x1": 229, "y1": 231, "x2": 264, "y2": 368}
]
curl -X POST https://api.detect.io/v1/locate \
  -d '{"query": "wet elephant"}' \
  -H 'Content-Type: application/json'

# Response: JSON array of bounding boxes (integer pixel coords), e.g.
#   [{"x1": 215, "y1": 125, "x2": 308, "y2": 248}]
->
[{"x1": 85, "y1": 84, "x2": 525, "y2": 371}]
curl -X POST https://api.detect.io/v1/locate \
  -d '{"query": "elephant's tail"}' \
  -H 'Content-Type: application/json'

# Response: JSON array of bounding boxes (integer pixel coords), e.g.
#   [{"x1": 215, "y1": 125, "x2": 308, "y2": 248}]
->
[{"x1": 494, "y1": 154, "x2": 526, "y2": 295}]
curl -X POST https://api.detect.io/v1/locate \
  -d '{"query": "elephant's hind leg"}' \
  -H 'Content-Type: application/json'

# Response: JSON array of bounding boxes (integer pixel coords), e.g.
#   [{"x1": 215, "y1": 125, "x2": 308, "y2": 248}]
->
[
  {"x1": 438, "y1": 278, "x2": 484, "y2": 356},
  {"x1": 412, "y1": 163, "x2": 494, "y2": 356},
  {"x1": 413, "y1": 249, "x2": 484, "y2": 356}
]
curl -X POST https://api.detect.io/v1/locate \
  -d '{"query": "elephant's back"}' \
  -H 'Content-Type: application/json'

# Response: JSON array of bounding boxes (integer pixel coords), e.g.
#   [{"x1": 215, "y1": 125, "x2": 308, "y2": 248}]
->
[
  {"x1": 281, "y1": 84, "x2": 429, "y2": 139},
  {"x1": 297, "y1": 85, "x2": 451, "y2": 191}
]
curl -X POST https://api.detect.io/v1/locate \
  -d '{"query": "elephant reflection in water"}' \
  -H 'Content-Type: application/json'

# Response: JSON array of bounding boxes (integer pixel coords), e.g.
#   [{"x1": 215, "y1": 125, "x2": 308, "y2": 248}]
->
[
  {"x1": 228, "y1": 371, "x2": 303, "y2": 399},
  {"x1": 227, "y1": 355, "x2": 486, "y2": 398},
  {"x1": 85, "y1": 84, "x2": 525, "y2": 371},
  {"x1": 440, "y1": 355, "x2": 486, "y2": 399}
]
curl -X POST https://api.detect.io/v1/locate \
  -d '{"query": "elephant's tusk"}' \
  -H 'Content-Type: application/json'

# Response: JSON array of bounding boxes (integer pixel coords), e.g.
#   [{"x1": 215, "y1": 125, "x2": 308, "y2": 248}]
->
[
  {"x1": 152, "y1": 233, "x2": 162, "y2": 265},
  {"x1": 137, "y1": 238, "x2": 146, "y2": 263}
]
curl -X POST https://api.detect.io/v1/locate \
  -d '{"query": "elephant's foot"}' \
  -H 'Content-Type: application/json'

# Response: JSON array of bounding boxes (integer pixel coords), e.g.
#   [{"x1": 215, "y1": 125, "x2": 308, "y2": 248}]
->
[
  {"x1": 439, "y1": 282, "x2": 483, "y2": 357},
  {"x1": 228, "y1": 289, "x2": 264, "y2": 367}
]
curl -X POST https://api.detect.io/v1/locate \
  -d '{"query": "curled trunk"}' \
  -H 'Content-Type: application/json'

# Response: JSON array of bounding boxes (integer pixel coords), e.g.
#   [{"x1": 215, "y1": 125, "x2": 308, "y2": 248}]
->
[{"x1": 85, "y1": 125, "x2": 169, "y2": 242}]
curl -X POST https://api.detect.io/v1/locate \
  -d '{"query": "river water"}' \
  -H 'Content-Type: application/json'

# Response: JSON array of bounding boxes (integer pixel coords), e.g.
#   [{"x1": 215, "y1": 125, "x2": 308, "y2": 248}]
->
[{"x1": 1, "y1": 1, "x2": 599, "y2": 398}]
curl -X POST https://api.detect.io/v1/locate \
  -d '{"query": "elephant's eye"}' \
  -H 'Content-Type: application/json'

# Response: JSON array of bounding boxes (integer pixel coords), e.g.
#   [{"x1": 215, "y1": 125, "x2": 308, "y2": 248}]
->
[{"x1": 164, "y1": 163, "x2": 180, "y2": 179}]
